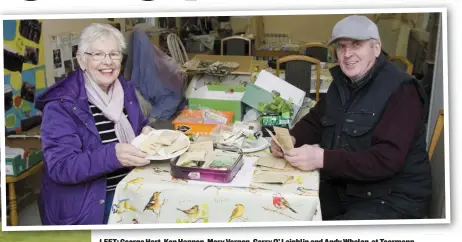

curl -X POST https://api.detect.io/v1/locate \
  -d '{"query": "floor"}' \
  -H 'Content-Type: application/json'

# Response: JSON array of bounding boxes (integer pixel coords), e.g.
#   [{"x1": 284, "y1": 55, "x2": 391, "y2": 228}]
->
[
  {"x1": 6, "y1": 170, "x2": 43, "y2": 226},
  {"x1": 18, "y1": 197, "x2": 42, "y2": 226}
]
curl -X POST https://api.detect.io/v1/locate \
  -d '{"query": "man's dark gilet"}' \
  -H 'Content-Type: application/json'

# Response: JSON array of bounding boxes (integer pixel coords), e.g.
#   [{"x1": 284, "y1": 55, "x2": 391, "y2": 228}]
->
[{"x1": 320, "y1": 56, "x2": 432, "y2": 217}]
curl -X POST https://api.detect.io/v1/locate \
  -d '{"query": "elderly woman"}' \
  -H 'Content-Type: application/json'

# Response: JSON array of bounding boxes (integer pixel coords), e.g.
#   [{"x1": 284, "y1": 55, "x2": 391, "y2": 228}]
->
[{"x1": 35, "y1": 23, "x2": 154, "y2": 225}]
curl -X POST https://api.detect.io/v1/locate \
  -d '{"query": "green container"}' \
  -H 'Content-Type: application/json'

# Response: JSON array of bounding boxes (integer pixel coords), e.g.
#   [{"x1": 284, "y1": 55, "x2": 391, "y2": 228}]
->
[
  {"x1": 261, "y1": 113, "x2": 291, "y2": 128},
  {"x1": 188, "y1": 98, "x2": 244, "y2": 122},
  {"x1": 5, "y1": 149, "x2": 43, "y2": 176},
  {"x1": 261, "y1": 113, "x2": 291, "y2": 137},
  {"x1": 207, "y1": 84, "x2": 247, "y2": 93}
]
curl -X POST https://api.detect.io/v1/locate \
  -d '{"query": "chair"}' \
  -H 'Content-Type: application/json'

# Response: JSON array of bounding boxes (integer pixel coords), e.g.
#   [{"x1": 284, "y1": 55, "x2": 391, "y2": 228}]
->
[
  {"x1": 6, "y1": 161, "x2": 44, "y2": 226},
  {"x1": 427, "y1": 109, "x2": 445, "y2": 219},
  {"x1": 429, "y1": 109, "x2": 444, "y2": 160},
  {"x1": 276, "y1": 55, "x2": 321, "y2": 102},
  {"x1": 220, "y1": 36, "x2": 252, "y2": 56},
  {"x1": 389, "y1": 56, "x2": 414, "y2": 75},
  {"x1": 167, "y1": 33, "x2": 189, "y2": 65},
  {"x1": 299, "y1": 42, "x2": 335, "y2": 63}
]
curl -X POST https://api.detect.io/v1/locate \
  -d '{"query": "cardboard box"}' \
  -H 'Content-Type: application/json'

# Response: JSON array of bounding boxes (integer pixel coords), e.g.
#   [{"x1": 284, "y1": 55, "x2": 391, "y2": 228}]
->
[
  {"x1": 188, "y1": 98, "x2": 243, "y2": 123},
  {"x1": 172, "y1": 109, "x2": 234, "y2": 135},
  {"x1": 5, "y1": 125, "x2": 41, "y2": 149},
  {"x1": 5, "y1": 126, "x2": 43, "y2": 176},
  {"x1": 185, "y1": 74, "x2": 249, "y2": 122},
  {"x1": 241, "y1": 70, "x2": 306, "y2": 125},
  {"x1": 5, "y1": 147, "x2": 42, "y2": 176}
]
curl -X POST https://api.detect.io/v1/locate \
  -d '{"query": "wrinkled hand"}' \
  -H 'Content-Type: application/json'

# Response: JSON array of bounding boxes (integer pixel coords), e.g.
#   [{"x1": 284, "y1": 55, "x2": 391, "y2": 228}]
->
[
  {"x1": 270, "y1": 136, "x2": 296, "y2": 158},
  {"x1": 284, "y1": 144, "x2": 324, "y2": 171},
  {"x1": 141, "y1": 126, "x2": 155, "y2": 135},
  {"x1": 115, "y1": 143, "x2": 150, "y2": 167}
]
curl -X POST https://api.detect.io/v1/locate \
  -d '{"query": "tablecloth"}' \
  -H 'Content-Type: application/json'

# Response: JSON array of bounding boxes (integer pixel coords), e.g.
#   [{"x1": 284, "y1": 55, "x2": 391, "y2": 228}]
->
[{"x1": 108, "y1": 151, "x2": 322, "y2": 224}]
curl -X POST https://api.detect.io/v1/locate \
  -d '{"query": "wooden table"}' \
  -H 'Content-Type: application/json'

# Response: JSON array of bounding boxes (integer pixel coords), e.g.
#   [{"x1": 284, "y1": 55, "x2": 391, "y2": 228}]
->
[
  {"x1": 255, "y1": 50, "x2": 299, "y2": 58},
  {"x1": 6, "y1": 161, "x2": 44, "y2": 226},
  {"x1": 187, "y1": 51, "x2": 213, "y2": 60}
]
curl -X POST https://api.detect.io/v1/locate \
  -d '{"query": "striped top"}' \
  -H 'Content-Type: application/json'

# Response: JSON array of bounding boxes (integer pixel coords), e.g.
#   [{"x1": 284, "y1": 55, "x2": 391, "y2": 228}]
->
[{"x1": 88, "y1": 101, "x2": 131, "y2": 192}]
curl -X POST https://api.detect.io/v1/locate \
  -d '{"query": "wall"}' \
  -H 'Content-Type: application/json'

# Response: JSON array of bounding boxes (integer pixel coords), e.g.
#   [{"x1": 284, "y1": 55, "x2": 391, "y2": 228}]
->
[
  {"x1": 40, "y1": 14, "x2": 428, "y2": 87},
  {"x1": 231, "y1": 13, "x2": 426, "y2": 45},
  {"x1": 4, "y1": 20, "x2": 46, "y2": 133},
  {"x1": 231, "y1": 14, "x2": 376, "y2": 43},
  {"x1": 42, "y1": 18, "x2": 124, "y2": 87},
  {"x1": 426, "y1": 15, "x2": 444, "y2": 146},
  {"x1": 264, "y1": 14, "x2": 377, "y2": 43}
]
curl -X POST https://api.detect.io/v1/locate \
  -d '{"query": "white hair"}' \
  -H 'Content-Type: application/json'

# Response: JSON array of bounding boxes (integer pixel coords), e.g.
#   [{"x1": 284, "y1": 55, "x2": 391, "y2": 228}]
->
[{"x1": 77, "y1": 23, "x2": 126, "y2": 55}]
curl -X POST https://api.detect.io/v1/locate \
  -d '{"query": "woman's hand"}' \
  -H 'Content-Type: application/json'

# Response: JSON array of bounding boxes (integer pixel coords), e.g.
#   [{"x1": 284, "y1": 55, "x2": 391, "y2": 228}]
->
[
  {"x1": 115, "y1": 143, "x2": 150, "y2": 167},
  {"x1": 141, "y1": 126, "x2": 155, "y2": 135}
]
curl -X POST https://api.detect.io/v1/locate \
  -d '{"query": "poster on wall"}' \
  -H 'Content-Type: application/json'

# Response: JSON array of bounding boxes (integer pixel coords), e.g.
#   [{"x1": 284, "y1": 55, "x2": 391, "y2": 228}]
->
[
  {"x1": 4, "y1": 19, "x2": 47, "y2": 134},
  {"x1": 51, "y1": 32, "x2": 79, "y2": 82}
]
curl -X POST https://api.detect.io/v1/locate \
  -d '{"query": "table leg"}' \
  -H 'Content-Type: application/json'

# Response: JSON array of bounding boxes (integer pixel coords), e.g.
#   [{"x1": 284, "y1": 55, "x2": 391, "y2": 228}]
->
[{"x1": 8, "y1": 182, "x2": 18, "y2": 226}]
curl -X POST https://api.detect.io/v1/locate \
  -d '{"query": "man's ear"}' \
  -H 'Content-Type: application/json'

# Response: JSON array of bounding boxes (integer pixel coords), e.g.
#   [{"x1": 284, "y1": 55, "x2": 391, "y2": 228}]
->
[{"x1": 374, "y1": 40, "x2": 382, "y2": 57}]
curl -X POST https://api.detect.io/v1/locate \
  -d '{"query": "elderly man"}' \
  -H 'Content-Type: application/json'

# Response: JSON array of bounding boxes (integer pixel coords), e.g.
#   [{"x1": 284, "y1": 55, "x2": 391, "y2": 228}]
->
[{"x1": 271, "y1": 15, "x2": 432, "y2": 220}]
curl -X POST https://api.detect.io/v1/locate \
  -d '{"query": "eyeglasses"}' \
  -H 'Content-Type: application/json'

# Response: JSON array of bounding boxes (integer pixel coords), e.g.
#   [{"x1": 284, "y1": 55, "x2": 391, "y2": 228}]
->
[{"x1": 84, "y1": 51, "x2": 122, "y2": 61}]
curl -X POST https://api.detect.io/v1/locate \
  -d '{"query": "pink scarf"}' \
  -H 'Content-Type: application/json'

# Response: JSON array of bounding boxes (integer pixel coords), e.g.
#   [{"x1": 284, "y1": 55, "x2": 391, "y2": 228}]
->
[{"x1": 84, "y1": 72, "x2": 136, "y2": 144}]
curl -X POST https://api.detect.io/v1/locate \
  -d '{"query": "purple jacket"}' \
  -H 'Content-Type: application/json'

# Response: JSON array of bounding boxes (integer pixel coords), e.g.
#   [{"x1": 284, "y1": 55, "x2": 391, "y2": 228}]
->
[{"x1": 35, "y1": 68, "x2": 148, "y2": 225}]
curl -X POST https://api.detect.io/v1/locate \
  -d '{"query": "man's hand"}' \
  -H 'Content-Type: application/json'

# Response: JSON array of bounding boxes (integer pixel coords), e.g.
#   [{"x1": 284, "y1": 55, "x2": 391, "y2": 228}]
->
[
  {"x1": 270, "y1": 136, "x2": 296, "y2": 158},
  {"x1": 284, "y1": 144, "x2": 324, "y2": 171},
  {"x1": 141, "y1": 126, "x2": 155, "y2": 135}
]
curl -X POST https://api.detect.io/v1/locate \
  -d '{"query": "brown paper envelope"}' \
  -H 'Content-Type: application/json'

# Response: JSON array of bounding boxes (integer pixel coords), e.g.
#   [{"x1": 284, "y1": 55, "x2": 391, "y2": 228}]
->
[
  {"x1": 157, "y1": 131, "x2": 180, "y2": 146},
  {"x1": 282, "y1": 163, "x2": 303, "y2": 172},
  {"x1": 177, "y1": 151, "x2": 207, "y2": 167},
  {"x1": 164, "y1": 138, "x2": 189, "y2": 155},
  {"x1": 188, "y1": 141, "x2": 214, "y2": 154},
  {"x1": 265, "y1": 128, "x2": 286, "y2": 154},
  {"x1": 273, "y1": 126, "x2": 294, "y2": 150},
  {"x1": 140, "y1": 141, "x2": 163, "y2": 156},
  {"x1": 195, "y1": 135, "x2": 217, "y2": 143},
  {"x1": 253, "y1": 172, "x2": 291, "y2": 184},
  {"x1": 256, "y1": 156, "x2": 287, "y2": 170},
  {"x1": 257, "y1": 162, "x2": 303, "y2": 173},
  {"x1": 203, "y1": 149, "x2": 240, "y2": 169}
]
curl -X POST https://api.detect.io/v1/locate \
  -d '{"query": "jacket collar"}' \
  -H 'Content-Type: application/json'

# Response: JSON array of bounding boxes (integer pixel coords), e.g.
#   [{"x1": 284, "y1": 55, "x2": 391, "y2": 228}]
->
[
  {"x1": 36, "y1": 68, "x2": 133, "y2": 108},
  {"x1": 329, "y1": 53, "x2": 389, "y2": 91},
  {"x1": 35, "y1": 68, "x2": 137, "y2": 138}
]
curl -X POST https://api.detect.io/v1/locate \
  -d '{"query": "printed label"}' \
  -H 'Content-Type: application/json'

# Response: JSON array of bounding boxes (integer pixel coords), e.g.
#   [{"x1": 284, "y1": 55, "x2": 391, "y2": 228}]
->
[
  {"x1": 177, "y1": 125, "x2": 191, "y2": 133},
  {"x1": 5, "y1": 164, "x2": 13, "y2": 175},
  {"x1": 188, "y1": 172, "x2": 200, "y2": 180}
]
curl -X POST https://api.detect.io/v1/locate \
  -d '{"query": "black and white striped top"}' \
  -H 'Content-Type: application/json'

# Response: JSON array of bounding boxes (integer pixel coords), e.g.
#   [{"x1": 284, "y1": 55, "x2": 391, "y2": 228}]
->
[{"x1": 89, "y1": 101, "x2": 131, "y2": 192}]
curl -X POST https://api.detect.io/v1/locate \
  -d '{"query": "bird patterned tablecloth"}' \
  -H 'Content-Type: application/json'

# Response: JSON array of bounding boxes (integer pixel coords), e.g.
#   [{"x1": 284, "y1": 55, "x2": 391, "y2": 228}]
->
[{"x1": 107, "y1": 151, "x2": 322, "y2": 224}]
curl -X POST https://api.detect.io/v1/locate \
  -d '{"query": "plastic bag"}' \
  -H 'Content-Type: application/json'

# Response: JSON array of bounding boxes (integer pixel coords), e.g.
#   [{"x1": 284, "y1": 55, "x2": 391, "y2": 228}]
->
[
  {"x1": 130, "y1": 28, "x2": 187, "y2": 120},
  {"x1": 201, "y1": 107, "x2": 229, "y2": 125}
]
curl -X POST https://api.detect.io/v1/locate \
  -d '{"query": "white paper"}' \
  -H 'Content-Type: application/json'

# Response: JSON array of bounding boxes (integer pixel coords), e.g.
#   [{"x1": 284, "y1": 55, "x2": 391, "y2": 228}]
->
[
  {"x1": 5, "y1": 164, "x2": 13, "y2": 176},
  {"x1": 254, "y1": 70, "x2": 306, "y2": 107},
  {"x1": 52, "y1": 33, "x2": 81, "y2": 82},
  {"x1": 253, "y1": 70, "x2": 306, "y2": 124},
  {"x1": 188, "y1": 156, "x2": 258, "y2": 188}
]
